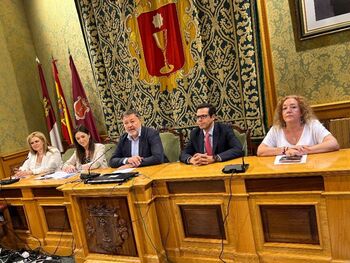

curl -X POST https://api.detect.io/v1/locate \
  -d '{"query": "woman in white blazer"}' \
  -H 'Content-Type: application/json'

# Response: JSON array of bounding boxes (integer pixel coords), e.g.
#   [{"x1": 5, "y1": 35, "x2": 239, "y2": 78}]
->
[
  {"x1": 62, "y1": 125, "x2": 107, "y2": 172},
  {"x1": 15, "y1": 131, "x2": 62, "y2": 177}
]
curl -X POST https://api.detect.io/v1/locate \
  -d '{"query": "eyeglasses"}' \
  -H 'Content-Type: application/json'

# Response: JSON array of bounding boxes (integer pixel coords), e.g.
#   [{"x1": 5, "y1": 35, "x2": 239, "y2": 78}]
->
[{"x1": 196, "y1": 114, "x2": 209, "y2": 120}]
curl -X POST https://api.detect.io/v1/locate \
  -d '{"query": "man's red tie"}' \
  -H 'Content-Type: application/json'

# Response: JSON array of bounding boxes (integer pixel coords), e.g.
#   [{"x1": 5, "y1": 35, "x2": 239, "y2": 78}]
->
[{"x1": 205, "y1": 133, "x2": 213, "y2": 156}]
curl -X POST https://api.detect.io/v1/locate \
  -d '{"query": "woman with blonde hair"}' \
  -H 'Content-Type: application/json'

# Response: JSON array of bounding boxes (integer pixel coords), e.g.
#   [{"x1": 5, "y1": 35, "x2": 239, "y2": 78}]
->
[
  {"x1": 257, "y1": 95, "x2": 339, "y2": 156},
  {"x1": 15, "y1": 131, "x2": 62, "y2": 177}
]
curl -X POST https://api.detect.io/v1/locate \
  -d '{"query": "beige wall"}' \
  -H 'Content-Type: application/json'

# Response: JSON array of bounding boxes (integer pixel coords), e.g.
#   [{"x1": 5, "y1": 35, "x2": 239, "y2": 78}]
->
[
  {"x1": 266, "y1": 0, "x2": 350, "y2": 104},
  {"x1": 0, "y1": 0, "x2": 43, "y2": 154},
  {"x1": 23, "y1": 0, "x2": 105, "y2": 136},
  {"x1": 0, "y1": 0, "x2": 105, "y2": 155}
]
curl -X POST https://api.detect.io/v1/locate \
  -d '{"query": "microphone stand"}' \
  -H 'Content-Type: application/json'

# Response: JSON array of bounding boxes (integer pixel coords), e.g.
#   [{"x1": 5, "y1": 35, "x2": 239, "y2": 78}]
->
[
  {"x1": 222, "y1": 130, "x2": 250, "y2": 174},
  {"x1": 80, "y1": 145, "x2": 114, "y2": 180}
]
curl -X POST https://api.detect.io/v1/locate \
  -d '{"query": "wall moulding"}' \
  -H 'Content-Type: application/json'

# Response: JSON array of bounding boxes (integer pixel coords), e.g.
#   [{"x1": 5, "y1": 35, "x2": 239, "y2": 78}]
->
[{"x1": 312, "y1": 100, "x2": 350, "y2": 121}]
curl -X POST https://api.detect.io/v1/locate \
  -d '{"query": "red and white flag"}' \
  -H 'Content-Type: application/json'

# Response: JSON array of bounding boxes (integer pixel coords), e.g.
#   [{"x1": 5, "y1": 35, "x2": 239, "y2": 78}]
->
[
  {"x1": 36, "y1": 58, "x2": 64, "y2": 152},
  {"x1": 69, "y1": 55, "x2": 101, "y2": 142}
]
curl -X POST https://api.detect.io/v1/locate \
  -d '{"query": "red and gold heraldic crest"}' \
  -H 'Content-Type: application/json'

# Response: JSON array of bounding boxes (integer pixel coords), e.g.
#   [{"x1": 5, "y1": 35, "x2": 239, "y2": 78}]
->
[
  {"x1": 137, "y1": 3, "x2": 184, "y2": 77},
  {"x1": 74, "y1": 96, "x2": 90, "y2": 120},
  {"x1": 128, "y1": 0, "x2": 196, "y2": 91}
]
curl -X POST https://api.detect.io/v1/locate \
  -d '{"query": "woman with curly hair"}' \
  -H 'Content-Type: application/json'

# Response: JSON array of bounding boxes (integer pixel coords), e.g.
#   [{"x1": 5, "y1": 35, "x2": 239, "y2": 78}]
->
[{"x1": 257, "y1": 95, "x2": 339, "y2": 156}]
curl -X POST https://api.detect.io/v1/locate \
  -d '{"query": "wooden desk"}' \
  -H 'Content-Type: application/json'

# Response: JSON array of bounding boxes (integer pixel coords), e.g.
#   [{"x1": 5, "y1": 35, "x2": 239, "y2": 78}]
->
[
  {"x1": 4, "y1": 150, "x2": 350, "y2": 262},
  {"x1": 59, "y1": 165, "x2": 168, "y2": 263},
  {"x1": 150, "y1": 150, "x2": 350, "y2": 263},
  {"x1": 0, "y1": 175, "x2": 76, "y2": 255}
]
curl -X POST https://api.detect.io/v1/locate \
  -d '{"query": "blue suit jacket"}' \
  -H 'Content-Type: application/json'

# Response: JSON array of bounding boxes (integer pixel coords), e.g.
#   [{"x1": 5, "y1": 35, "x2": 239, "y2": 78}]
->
[
  {"x1": 180, "y1": 122, "x2": 243, "y2": 164},
  {"x1": 109, "y1": 126, "x2": 166, "y2": 167}
]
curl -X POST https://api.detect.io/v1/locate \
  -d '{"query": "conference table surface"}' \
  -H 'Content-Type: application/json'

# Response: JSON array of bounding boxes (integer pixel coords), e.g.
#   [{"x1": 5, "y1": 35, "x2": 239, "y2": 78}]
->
[
  {"x1": 1, "y1": 148, "x2": 348, "y2": 189},
  {"x1": 2, "y1": 149, "x2": 350, "y2": 263},
  {"x1": 147, "y1": 148, "x2": 350, "y2": 180}
]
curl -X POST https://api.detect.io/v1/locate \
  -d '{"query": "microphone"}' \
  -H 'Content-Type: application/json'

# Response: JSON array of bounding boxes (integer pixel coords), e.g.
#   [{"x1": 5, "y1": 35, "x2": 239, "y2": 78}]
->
[
  {"x1": 222, "y1": 130, "x2": 249, "y2": 174},
  {"x1": 80, "y1": 145, "x2": 114, "y2": 180},
  {"x1": 0, "y1": 156, "x2": 29, "y2": 185}
]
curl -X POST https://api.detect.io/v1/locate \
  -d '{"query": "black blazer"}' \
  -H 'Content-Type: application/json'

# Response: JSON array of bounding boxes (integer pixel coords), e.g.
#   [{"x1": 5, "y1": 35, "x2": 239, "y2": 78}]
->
[
  {"x1": 109, "y1": 126, "x2": 166, "y2": 167},
  {"x1": 180, "y1": 122, "x2": 243, "y2": 163}
]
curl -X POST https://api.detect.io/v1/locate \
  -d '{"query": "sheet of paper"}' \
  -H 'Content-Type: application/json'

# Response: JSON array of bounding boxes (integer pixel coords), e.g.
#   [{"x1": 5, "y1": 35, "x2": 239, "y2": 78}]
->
[
  {"x1": 112, "y1": 168, "x2": 135, "y2": 174},
  {"x1": 274, "y1": 155, "x2": 307, "y2": 165},
  {"x1": 35, "y1": 171, "x2": 77, "y2": 180}
]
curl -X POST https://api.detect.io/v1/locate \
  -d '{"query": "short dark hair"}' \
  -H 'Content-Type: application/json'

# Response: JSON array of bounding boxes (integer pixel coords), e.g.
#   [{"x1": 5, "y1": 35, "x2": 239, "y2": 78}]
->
[
  {"x1": 122, "y1": 109, "x2": 140, "y2": 119},
  {"x1": 196, "y1": 103, "x2": 216, "y2": 116}
]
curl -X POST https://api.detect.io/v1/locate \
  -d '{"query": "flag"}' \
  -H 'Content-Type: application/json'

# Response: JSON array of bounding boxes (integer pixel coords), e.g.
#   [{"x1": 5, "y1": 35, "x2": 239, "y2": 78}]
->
[
  {"x1": 36, "y1": 58, "x2": 64, "y2": 152},
  {"x1": 52, "y1": 58, "x2": 74, "y2": 145},
  {"x1": 137, "y1": 3, "x2": 185, "y2": 77},
  {"x1": 69, "y1": 55, "x2": 101, "y2": 142}
]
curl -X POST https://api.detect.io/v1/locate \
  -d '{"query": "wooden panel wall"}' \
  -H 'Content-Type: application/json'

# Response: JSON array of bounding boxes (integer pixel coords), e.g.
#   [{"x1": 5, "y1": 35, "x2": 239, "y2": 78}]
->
[{"x1": 0, "y1": 150, "x2": 28, "y2": 179}]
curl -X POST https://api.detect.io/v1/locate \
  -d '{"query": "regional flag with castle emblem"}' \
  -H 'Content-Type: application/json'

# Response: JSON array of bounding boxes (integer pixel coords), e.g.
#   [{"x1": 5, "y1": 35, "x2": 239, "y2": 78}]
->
[{"x1": 137, "y1": 3, "x2": 184, "y2": 77}]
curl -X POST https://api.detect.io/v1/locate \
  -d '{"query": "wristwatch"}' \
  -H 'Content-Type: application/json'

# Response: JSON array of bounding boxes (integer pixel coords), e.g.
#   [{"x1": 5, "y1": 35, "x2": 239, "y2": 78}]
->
[{"x1": 214, "y1": 155, "x2": 221, "y2": 162}]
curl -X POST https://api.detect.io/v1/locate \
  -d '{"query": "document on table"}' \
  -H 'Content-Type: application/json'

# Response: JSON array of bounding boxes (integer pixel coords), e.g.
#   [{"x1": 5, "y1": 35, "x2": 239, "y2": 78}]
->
[
  {"x1": 111, "y1": 168, "x2": 136, "y2": 174},
  {"x1": 35, "y1": 171, "x2": 77, "y2": 180},
  {"x1": 274, "y1": 155, "x2": 307, "y2": 165}
]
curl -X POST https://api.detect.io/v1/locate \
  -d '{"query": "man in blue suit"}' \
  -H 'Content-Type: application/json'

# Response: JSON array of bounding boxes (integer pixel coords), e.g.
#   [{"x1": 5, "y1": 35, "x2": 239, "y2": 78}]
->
[
  {"x1": 180, "y1": 103, "x2": 243, "y2": 165},
  {"x1": 109, "y1": 110, "x2": 166, "y2": 168}
]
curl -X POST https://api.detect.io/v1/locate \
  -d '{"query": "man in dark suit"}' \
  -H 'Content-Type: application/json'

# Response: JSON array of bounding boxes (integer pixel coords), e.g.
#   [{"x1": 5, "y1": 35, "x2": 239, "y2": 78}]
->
[
  {"x1": 180, "y1": 103, "x2": 243, "y2": 165},
  {"x1": 109, "y1": 110, "x2": 166, "y2": 168}
]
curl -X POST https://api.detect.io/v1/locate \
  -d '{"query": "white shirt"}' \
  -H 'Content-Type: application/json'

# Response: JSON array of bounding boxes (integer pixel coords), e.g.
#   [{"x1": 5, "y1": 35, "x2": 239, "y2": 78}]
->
[
  {"x1": 127, "y1": 128, "x2": 141, "y2": 157},
  {"x1": 20, "y1": 146, "x2": 62, "y2": 174},
  {"x1": 262, "y1": 119, "x2": 330, "y2": 147},
  {"x1": 123, "y1": 128, "x2": 142, "y2": 164},
  {"x1": 63, "y1": 143, "x2": 108, "y2": 170}
]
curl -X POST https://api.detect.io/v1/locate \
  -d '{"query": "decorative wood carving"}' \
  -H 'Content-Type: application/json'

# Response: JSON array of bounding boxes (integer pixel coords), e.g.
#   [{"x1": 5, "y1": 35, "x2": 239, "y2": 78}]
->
[{"x1": 80, "y1": 197, "x2": 137, "y2": 256}]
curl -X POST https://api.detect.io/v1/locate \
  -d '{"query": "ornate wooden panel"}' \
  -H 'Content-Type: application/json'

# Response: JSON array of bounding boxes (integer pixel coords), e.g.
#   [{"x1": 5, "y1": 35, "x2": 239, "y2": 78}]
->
[
  {"x1": 260, "y1": 205, "x2": 319, "y2": 244},
  {"x1": 8, "y1": 205, "x2": 28, "y2": 230},
  {"x1": 245, "y1": 176, "x2": 324, "y2": 192},
  {"x1": 43, "y1": 206, "x2": 71, "y2": 232},
  {"x1": 79, "y1": 197, "x2": 137, "y2": 256},
  {"x1": 180, "y1": 205, "x2": 225, "y2": 239},
  {"x1": 167, "y1": 180, "x2": 225, "y2": 194}
]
